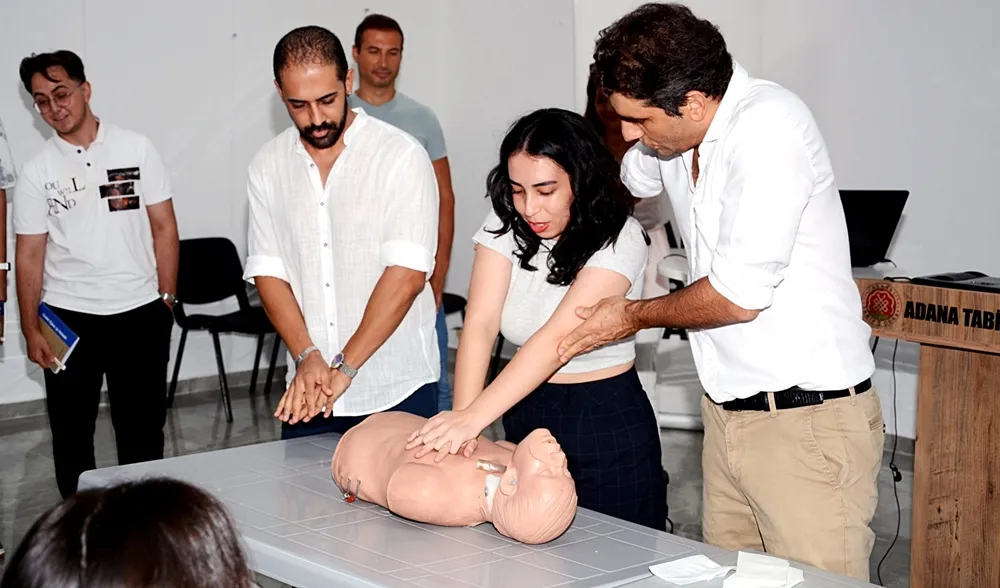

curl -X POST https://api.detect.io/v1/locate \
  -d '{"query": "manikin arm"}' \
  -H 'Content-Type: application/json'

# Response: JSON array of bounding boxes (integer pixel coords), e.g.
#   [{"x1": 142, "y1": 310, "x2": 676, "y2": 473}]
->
[{"x1": 386, "y1": 462, "x2": 478, "y2": 527}]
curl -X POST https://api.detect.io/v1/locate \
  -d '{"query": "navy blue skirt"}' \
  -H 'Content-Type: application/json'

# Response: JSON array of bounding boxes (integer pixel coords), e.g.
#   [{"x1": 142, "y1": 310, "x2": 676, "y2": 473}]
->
[{"x1": 502, "y1": 367, "x2": 667, "y2": 531}]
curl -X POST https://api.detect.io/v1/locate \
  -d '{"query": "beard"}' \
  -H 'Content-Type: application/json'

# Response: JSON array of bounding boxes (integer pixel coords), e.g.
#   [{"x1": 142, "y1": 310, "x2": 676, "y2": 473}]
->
[{"x1": 299, "y1": 99, "x2": 349, "y2": 150}]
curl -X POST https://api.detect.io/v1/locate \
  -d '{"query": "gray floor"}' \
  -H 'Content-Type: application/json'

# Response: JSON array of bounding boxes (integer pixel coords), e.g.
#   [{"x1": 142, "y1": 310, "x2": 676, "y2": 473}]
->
[{"x1": 0, "y1": 368, "x2": 911, "y2": 587}]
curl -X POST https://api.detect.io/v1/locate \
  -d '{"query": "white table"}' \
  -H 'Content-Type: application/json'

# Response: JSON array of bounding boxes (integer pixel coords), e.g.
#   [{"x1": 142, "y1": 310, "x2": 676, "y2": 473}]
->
[{"x1": 78, "y1": 435, "x2": 879, "y2": 588}]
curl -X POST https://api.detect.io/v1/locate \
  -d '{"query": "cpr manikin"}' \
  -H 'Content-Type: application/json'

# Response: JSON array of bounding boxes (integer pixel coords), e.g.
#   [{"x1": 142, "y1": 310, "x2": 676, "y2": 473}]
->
[{"x1": 331, "y1": 412, "x2": 578, "y2": 544}]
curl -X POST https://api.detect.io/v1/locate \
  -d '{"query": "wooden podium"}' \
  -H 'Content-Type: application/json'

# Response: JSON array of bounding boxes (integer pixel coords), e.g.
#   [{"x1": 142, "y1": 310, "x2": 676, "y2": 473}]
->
[{"x1": 855, "y1": 277, "x2": 1000, "y2": 588}]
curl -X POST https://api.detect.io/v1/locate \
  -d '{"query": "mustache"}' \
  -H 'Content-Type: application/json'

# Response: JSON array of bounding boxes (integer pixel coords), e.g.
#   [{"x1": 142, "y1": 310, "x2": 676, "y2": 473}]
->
[{"x1": 304, "y1": 121, "x2": 337, "y2": 135}]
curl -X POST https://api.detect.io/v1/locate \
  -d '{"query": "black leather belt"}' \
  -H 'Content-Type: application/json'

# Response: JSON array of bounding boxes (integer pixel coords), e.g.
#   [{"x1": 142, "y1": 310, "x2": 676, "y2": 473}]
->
[{"x1": 721, "y1": 378, "x2": 872, "y2": 412}]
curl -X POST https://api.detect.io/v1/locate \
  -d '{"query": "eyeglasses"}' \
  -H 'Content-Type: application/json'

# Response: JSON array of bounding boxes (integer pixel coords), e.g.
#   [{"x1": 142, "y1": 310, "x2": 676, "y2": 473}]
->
[{"x1": 33, "y1": 85, "x2": 81, "y2": 114}]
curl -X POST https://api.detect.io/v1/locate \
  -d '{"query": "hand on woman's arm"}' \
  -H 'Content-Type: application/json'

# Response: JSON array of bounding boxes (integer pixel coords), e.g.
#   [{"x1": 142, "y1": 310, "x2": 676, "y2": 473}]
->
[{"x1": 406, "y1": 266, "x2": 631, "y2": 459}]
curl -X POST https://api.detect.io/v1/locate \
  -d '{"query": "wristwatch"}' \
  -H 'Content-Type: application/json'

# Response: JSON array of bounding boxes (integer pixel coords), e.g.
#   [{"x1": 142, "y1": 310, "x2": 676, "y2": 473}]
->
[
  {"x1": 0, "y1": 262, "x2": 10, "y2": 271},
  {"x1": 161, "y1": 292, "x2": 177, "y2": 305},
  {"x1": 331, "y1": 353, "x2": 358, "y2": 379}
]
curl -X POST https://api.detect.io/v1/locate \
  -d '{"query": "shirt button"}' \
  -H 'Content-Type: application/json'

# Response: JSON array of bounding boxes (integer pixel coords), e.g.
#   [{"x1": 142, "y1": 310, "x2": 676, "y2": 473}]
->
[
  {"x1": 320, "y1": 202, "x2": 325, "y2": 206},
  {"x1": 329, "y1": 322, "x2": 334, "y2": 326},
  {"x1": 77, "y1": 149, "x2": 82, "y2": 154},
  {"x1": 325, "y1": 283, "x2": 330, "y2": 287},
  {"x1": 323, "y1": 243, "x2": 328, "y2": 247},
  {"x1": 86, "y1": 163, "x2": 91, "y2": 167}
]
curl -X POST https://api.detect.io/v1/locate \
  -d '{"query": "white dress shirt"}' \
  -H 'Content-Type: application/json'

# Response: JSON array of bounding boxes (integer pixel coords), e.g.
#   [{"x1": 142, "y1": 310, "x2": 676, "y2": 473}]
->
[
  {"x1": 13, "y1": 122, "x2": 172, "y2": 314},
  {"x1": 244, "y1": 108, "x2": 440, "y2": 416},
  {"x1": 622, "y1": 62, "x2": 874, "y2": 402}
]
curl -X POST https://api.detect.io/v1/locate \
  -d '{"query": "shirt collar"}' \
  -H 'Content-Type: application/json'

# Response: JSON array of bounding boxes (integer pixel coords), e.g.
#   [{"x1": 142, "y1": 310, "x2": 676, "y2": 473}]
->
[
  {"x1": 702, "y1": 61, "x2": 750, "y2": 143},
  {"x1": 293, "y1": 107, "x2": 368, "y2": 160},
  {"x1": 53, "y1": 118, "x2": 106, "y2": 156}
]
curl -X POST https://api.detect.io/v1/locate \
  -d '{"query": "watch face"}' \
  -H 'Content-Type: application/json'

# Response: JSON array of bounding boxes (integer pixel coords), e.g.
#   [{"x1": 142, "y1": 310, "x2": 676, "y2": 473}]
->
[{"x1": 332, "y1": 353, "x2": 344, "y2": 366}]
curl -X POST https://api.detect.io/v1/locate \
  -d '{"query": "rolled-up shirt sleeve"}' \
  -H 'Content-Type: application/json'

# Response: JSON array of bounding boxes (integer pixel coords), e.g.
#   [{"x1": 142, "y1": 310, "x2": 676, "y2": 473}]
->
[
  {"x1": 379, "y1": 145, "x2": 438, "y2": 274},
  {"x1": 621, "y1": 142, "x2": 664, "y2": 198},
  {"x1": 243, "y1": 161, "x2": 290, "y2": 283},
  {"x1": 709, "y1": 113, "x2": 814, "y2": 310}
]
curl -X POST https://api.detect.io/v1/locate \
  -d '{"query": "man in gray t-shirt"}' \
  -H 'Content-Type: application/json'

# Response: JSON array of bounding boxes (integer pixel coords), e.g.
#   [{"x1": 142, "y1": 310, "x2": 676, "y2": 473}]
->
[{"x1": 349, "y1": 14, "x2": 456, "y2": 413}]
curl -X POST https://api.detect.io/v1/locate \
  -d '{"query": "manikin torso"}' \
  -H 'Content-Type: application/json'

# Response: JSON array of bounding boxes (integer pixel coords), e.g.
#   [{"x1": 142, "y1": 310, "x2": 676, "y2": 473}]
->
[{"x1": 331, "y1": 412, "x2": 578, "y2": 543}]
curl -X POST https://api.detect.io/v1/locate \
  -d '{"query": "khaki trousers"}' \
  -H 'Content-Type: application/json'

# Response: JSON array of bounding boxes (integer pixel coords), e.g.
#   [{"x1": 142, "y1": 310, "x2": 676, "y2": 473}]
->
[{"x1": 700, "y1": 387, "x2": 885, "y2": 581}]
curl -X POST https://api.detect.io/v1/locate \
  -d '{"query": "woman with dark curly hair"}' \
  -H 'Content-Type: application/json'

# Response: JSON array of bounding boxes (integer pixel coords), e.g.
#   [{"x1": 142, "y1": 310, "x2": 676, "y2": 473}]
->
[{"x1": 405, "y1": 107, "x2": 666, "y2": 531}]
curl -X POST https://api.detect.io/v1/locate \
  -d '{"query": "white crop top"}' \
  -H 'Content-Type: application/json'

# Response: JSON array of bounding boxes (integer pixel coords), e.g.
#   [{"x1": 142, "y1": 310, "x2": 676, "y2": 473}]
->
[{"x1": 473, "y1": 210, "x2": 649, "y2": 375}]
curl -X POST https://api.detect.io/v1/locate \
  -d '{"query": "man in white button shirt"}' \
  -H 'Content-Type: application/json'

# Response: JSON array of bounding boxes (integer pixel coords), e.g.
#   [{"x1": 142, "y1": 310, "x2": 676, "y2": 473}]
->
[
  {"x1": 14, "y1": 50, "x2": 180, "y2": 498},
  {"x1": 247, "y1": 26, "x2": 440, "y2": 439},
  {"x1": 559, "y1": 4, "x2": 882, "y2": 581}
]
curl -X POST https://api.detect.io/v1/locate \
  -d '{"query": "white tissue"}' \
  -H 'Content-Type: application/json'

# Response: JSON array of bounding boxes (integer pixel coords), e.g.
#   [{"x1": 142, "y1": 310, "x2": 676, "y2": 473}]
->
[
  {"x1": 722, "y1": 552, "x2": 804, "y2": 588},
  {"x1": 648, "y1": 552, "x2": 804, "y2": 587},
  {"x1": 649, "y1": 554, "x2": 735, "y2": 585}
]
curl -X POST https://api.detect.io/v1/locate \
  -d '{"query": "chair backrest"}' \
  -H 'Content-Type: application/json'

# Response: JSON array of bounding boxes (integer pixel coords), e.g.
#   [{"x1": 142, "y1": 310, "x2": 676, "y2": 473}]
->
[{"x1": 176, "y1": 237, "x2": 250, "y2": 310}]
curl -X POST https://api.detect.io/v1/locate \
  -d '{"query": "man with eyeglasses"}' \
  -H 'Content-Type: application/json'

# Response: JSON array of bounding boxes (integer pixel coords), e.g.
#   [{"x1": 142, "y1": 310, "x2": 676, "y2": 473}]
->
[{"x1": 14, "y1": 50, "x2": 180, "y2": 498}]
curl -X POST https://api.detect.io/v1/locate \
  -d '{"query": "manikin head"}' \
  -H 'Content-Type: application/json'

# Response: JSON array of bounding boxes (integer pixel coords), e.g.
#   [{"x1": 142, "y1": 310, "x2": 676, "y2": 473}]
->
[
  {"x1": 489, "y1": 429, "x2": 577, "y2": 544},
  {"x1": 19, "y1": 50, "x2": 95, "y2": 138},
  {"x1": 273, "y1": 26, "x2": 354, "y2": 151},
  {"x1": 592, "y1": 2, "x2": 733, "y2": 158}
]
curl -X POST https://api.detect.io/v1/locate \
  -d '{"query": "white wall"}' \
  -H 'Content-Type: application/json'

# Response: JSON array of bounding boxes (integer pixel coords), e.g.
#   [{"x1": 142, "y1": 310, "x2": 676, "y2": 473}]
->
[
  {"x1": 573, "y1": 0, "x2": 999, "y2": 438},
  {"x1": 0, "y1": 0, "x2": 575, "y2": 404}
]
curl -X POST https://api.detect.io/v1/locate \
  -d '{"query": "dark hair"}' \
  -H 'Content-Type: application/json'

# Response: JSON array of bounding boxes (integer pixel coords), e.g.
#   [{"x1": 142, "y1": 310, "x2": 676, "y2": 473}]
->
[
  {"x1": 593, "y1": 2, "x2": 733, "y2": 116},
  {"x1": 485, "y1": 108, "x2": 634, "y2": 287},
  {"x1": 354, "y1": 14, "x2": 405, "y2": 50},
  {"x1": 19, "y1": 50, "x2": 86, "y2": 94},
  {"x1": 273, "y1": 25, "x2": 349, "y2": 85},
  {"x1": 0, "y1": 478, "x2": 252, "y2": 588},
  {"x1": 583, "y1": 63, "x2": 606, "y2": 139}
]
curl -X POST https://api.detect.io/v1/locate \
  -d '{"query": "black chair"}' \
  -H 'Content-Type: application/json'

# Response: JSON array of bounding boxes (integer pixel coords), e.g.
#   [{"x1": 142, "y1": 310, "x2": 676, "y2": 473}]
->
[
  {"x1": 440, "y1": 292, "x2": 505, "y2": 383},
  {"x1": 166, "y1": 238, "x2": 281, "y2": 423}
]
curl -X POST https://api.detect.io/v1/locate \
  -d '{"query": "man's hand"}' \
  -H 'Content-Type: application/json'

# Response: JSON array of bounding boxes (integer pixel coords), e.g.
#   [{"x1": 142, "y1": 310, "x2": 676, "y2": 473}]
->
[
  {"x1": 25, "y1": 329, "x2": 58, "y2": 370},
  {"x1": 557, "y1": 295, "x2": 640, "y2": 363},
  {"x1": 314, "y1": 369, "x2": 352, "y2": 419},
  {"x1": 429, "y1": 271, "x2": 446, "y2": 309},
  {"x1": 274, "y1": 351, "x2": 334, "y2": 425}
]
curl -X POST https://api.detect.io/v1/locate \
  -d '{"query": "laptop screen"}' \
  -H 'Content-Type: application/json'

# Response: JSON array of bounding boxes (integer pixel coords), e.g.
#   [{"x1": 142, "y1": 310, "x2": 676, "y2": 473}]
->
[{"x1": 839, "y1": 190, "x2": 909, "y2": 267}]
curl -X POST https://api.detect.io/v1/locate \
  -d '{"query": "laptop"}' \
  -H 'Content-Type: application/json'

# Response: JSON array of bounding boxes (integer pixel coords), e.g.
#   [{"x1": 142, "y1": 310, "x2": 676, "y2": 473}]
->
[{"x1": 839, "y1": 190, "x2": 909, "y2": 267}]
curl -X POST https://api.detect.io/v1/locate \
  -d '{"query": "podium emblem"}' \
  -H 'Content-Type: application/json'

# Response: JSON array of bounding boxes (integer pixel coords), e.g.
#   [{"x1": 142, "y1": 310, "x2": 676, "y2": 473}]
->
[{"x1": 862, "y1": 282, "x2": 902, "y2": 327}]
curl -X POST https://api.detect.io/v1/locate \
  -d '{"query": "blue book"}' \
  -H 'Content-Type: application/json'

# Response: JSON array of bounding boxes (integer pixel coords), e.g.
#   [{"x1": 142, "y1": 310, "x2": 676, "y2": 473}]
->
[{"x1": 39, "y1": 302, "x2": 80, "y2": 372}]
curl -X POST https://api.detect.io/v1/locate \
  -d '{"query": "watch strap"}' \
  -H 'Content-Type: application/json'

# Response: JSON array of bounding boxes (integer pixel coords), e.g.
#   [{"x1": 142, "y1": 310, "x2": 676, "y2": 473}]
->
[
  {"x1": 294, "y1": 345, "x2": 320, "y2": 369},
  {"x1": 332, "y1": 353, "x2": 358, "y2": 379},
  {"x1": 0, "y1": 262, "x2": 10, "y2": 271}
]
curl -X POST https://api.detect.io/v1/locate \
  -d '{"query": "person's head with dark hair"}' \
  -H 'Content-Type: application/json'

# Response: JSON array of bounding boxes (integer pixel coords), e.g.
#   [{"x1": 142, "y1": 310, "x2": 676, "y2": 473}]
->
[
  {"x1": 0, "y1": 478, "x2": 252, "y2": 588},
  {"x1": 592, "y1": 2, "x2": 734, "y2": 158},
  {"x1": 583, "y1": 62, "x2": 637, "y2": 164},
  {"x1": 352, "y1": 14, "x2": 404, "y2": 93},
  {"x1": 272, "y1": 25, "x2": 353, "y2": 150},
  {"x1": 19, "y1": 50, "x2": 93, "y2": 137},
  {"x1": 485, "y1": 108, "x2": 634, "y2": 287}
]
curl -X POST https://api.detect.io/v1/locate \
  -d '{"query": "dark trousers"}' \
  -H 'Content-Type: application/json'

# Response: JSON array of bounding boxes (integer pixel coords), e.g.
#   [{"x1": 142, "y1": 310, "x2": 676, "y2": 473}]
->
[
  {"x1": 43, "y1": 299, "x2": 173, "y2": 498},
  {"x1": 503, "y1": 367, "x2": 667, "y2": 531},
  {"x1": 281, "y1": 381, "x2": 438, "y2": 440}
]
